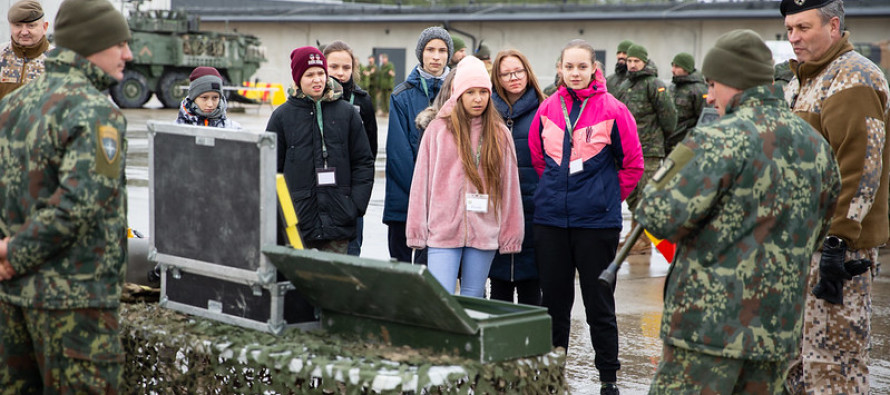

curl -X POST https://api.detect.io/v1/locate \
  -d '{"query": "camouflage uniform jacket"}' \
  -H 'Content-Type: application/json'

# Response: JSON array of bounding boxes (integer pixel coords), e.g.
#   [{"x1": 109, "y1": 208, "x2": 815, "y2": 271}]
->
[
  {"x1": 605, "y1": 64, "x2": 627, "y2": 94},
  {"x1": 636, "y1": 84, "x2": 841, "y2": 360},
  {"x1": 668, "y1": 71, "x2": 707, "y2": 151},
  {"x1": 614, "y1": 62, "x2": 677, "y2": 158},
  {"x1": 377, "y1": 62, "x2": 396, "y2": 91},
  {"x1": 0, "y1": 47, "x2": 128, "y2": 309},
  {"x1": 0, "y1": 36, "x2": 52, "y2": 100},
  {"x1": 785, "y1": 32, "x2": 890, "y2": 250}
]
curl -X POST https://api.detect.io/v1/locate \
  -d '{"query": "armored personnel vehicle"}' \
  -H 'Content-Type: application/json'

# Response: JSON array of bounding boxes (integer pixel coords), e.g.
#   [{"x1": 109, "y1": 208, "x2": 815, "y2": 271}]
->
[{"x1": 110, "y1": 9, "x2": 266, "y2": 108}]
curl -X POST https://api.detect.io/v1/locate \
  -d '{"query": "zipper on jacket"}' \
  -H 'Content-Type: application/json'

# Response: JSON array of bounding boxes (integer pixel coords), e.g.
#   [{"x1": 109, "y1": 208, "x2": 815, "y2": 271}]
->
[{"x1": 510, "y1": 254, "x2": 515, "y2": 282}]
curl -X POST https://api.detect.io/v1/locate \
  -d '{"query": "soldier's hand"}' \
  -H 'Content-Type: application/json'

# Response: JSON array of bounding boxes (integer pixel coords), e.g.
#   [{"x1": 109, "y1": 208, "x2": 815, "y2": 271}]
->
[
  {"x1": 0, "y1": 236, "x2": 7, "y2": 260},
  {"x1": 845, "y1": 258, "x2": 873, "y2": 277},
  {"x1": 0, "y1": 260, "x2": 14, "y2": 281},
  {"x1": 812, "y1": 236, "x2": 851, "y2": 305}
]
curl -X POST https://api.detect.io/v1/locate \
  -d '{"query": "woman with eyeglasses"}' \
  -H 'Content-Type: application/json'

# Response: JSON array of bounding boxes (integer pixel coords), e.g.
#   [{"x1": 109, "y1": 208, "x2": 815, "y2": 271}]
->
[
  {"x1": 528, "y1": 39, "x2": 643, "y2": 394},
  {"x1": 487, "y1": 49, "x2": 547, "y2": 306}
]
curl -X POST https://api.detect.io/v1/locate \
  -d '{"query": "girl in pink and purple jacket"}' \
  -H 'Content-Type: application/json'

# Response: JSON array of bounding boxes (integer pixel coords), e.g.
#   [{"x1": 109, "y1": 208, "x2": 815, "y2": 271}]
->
[
  {"x1": 528, "y1": 39, "x2": 643, "y2": 393},
  {"x1": 406, "y1": 56, "x2": 524, "y2": 298}
]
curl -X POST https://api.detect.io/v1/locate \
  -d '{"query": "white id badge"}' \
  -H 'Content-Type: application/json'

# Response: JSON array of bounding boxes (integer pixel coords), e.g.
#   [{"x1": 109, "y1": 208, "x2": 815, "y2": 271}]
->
[
  {"x1": 570, "y1": 158, "x2": 584, "y2": 174},
  {"x1": 466, "y1": 193, "x2": 489, "y2": 213},
  {"x1": 316, "y1": 168, "x2": 337, "y2": 186}
]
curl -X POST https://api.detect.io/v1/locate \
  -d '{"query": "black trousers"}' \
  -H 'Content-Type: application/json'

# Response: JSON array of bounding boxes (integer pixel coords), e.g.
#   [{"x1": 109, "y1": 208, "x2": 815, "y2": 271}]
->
[
  {"x1": 387, "y1": 221, "x2": 427, "y2": 265},
  {"x1": 534, "y1": 225, "x2": 620, "y2": 383},
  {"x1": 490, "y1": 278, "x2": 542, "y2": 306}
]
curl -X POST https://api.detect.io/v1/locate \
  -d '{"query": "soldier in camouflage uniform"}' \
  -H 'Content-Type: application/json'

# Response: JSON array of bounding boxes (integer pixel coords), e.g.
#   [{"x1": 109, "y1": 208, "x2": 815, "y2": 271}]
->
[
  {"x1": 667, "y1": 53, "x2": 707, "y2": 153},
  {"x1": 779, "y1": 1, "x2": 890, "y2": 394},
  {"x1": 606, "y1": 39, "x2": 633, "y2": 94},
  {"x1": 377, "y1": 53, "x2": 396, "y2": 115},
  {"x1": 0, "y1": 0, "x2": 52, "y2": 101},
  {"x1": 614, "y1": 44, "x2": 677, "y2": 254},
  {"x1": 0, "y1": 0, "x2": 132, "y2": 393},
  {"x1": 635, "y1": 29, "x2": 840, "y2": 394}
]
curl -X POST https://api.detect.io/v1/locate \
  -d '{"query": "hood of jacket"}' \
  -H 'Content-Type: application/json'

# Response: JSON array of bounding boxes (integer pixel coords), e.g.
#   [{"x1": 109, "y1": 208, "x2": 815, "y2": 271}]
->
[
  {"x1": 627, "y1": 61, "x2": 659, "y2": 82},
  {"x1": 288, "y1": 77, "x2": 343, "y2": 106},
  {"x1": 672, "y1": 70, "x2": 705, "y2": 85}
]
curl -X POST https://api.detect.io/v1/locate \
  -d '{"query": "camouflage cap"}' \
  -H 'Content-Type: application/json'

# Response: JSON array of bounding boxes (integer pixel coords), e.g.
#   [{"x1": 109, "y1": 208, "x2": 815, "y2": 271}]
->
[
  {"x1": 8, "y1": 0, "x2": 44, "y2": 23},
  {"x1": 780, "y1": 0, "x2": 835, "y2": 17}
]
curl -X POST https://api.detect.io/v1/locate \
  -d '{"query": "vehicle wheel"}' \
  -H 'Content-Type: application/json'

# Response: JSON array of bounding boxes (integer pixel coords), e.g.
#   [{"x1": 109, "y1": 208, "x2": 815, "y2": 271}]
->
[
  {"x1": 110, "y1": 70, "x2": 151, "y2": 108},
  {"x1": 157, "y1": 70, "x2": 191, "y2": 109}
]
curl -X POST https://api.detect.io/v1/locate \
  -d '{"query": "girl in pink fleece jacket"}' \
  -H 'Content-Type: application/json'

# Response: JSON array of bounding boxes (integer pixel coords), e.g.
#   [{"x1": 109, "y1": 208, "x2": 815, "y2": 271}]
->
[{"x1": 406, "y1": 56, "x2": 524, "y2": 298}]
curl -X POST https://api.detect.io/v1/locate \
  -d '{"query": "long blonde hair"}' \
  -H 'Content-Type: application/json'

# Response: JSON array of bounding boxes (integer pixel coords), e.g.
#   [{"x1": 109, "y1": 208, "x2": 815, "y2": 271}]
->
[
  {"x1": 491, "y1": 49, "x2": 547, "y2": 111},
  {"x1": 448, "y1": 91, "x2": 508, "y2": 215}
]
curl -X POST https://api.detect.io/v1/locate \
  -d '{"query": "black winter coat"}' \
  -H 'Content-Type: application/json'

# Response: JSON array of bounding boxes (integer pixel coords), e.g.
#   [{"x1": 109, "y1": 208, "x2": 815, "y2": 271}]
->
[
  {"x1": 339, "y1": 78, "x2": 378, "y2": 158},
  {"x1": 267, "y1": 85, "x2": 375, "y2": 242}
]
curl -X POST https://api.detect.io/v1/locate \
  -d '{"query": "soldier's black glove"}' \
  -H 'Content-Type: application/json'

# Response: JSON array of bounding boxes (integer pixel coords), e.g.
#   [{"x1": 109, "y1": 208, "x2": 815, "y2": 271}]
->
[
  {"x1": 845, "y1": 258, "x2": 873, "y2": 277},
  {"x1": 812, "y1": 236, "x2": 851, "y2": 305}
]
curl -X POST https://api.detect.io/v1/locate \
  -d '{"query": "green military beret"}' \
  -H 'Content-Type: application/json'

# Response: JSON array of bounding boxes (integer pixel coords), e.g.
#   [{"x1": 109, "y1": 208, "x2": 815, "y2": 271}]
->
[
  {"x1": 54, "y1": 0, "x2": 131, "y2": 57},
  {"x1": 702, "y1": 29, "x2": 774, "y2": 91},
  {"x1": 672, "y1": 53, "x2": 695, "y2": 73},
  {"x1": 617, "y1": 40, "x2": 634, "y2": 54},
  {"x1": 780, "y1": 0, "x2": 834, "y2": 17},
  {"x1": 7, "y1": 0, "x2": 44, "y2": 23},
  {"x1": 626, "y1": 44, "x2": 648, "y2": 63}
]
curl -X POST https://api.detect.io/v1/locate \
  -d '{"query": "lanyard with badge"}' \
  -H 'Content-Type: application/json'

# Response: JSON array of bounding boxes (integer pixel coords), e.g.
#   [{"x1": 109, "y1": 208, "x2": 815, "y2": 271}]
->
[
  {"x1": 465, "y1": 137, "x2": 489, "y2": 213},
  {"x1": 314, "y1": 100, "x2": 337, "y2": 187},
  {"x1": 560, "y1": 96, "x2": 589, "y2": 175}
]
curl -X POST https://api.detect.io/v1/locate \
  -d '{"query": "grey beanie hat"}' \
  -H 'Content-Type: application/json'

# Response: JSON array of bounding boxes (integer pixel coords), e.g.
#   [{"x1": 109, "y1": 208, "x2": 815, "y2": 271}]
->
[
  {"x1": 702, "y1": 29, "x2": 774, "y2": 91},
  {"x1": 415, "y1": 27, "x2": 454, "y2": 64},
  {"x1": 188, "y1": 74, "x2": 223, "y2": 101}
]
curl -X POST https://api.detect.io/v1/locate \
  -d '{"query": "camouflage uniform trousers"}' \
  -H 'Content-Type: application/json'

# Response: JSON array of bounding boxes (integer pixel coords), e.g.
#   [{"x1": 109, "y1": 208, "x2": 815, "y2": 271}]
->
[
  {"x1": 626, "y1": 156, "x2": 663, "y2": 213},
  {"x1": 0, "y1": 301, "x2": 124, "y2": 394},
  {"x1": 649, "y1": 344, "x2": 786, "y2": 394},
  {"x1": 377, "y1": 88, "x2": 392, "y2": 114},
  {"x1": 785, "y1": 248, "x2": 877, "y2": 394}
]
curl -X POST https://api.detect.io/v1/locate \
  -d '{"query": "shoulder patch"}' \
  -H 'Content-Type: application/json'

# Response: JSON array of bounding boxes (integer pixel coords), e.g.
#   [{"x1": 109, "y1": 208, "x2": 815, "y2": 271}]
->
[
  {"x1": 651, "y1": 144, "x2": 695, "y2": 190},
  {"x1": 99, "y1": 125, "x2": 120, "y2": 163},
  {"x1": 658, "y1": 87, "x2": 666, "y2": 93},
  {"x1": 96, "y1": 125, "x2": 122, "y2": 178}
]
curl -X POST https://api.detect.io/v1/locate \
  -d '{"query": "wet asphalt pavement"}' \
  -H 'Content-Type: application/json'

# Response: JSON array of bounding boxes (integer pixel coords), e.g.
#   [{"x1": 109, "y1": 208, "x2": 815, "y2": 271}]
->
[{"x1": 122, "y1": 101, "x2": 890, "y2": 394}]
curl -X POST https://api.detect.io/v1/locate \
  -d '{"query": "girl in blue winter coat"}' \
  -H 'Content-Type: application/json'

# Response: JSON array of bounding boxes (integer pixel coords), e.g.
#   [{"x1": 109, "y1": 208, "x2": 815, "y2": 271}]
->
[{"x1": 488, "y1": 49, "x2": 547, "y2": 306}]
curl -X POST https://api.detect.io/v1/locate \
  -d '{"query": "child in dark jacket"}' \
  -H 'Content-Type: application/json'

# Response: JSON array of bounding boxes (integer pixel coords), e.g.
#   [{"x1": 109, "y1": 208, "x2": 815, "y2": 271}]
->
[{"x1": 175, "y1": 66, "x2": 241, "y2": 129}]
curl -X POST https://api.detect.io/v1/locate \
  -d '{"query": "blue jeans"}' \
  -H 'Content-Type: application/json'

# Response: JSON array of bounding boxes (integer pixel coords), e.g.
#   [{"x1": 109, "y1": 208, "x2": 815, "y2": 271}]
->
[
  {"x1": 347, "y1": 217, "x2": 363, "y2": 256},
  {"x1": 427, "y1": 247, "x2": 496, "y2": 298}
]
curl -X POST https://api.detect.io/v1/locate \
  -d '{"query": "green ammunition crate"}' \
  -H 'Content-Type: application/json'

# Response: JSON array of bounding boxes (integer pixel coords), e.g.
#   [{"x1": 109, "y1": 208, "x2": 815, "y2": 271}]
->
[{"x1": 263, "y1": 246, "x2": 553, "y2": 363}]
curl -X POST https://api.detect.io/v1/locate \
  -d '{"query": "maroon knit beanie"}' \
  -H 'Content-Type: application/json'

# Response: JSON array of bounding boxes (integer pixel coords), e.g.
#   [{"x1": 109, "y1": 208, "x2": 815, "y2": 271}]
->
[
  {"x1": 189, "y1": 66, "x2": 222, "y2": 82},
  {"x1": 290, "y1": 46, "x2": 327, "y2": 83}
]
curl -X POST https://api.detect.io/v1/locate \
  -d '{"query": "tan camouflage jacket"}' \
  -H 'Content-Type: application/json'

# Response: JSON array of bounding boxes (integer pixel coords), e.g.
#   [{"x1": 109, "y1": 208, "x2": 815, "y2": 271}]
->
[
  {"x1": 0, "y1": 36, "x2": 51, "y2": 100},
  {"x1": 785, "y1": 32, "x2": 890, "y2": 250},
  {"x1": 0, "y1": 47, "x2": 128, "y2": 309}
]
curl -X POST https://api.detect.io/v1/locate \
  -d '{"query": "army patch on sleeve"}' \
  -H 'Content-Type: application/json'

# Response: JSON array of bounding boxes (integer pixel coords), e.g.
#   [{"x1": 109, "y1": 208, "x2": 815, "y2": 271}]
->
[
  {"x1": 99, "y1": 126, "x2": 120, "y2": 163},
  {"x1": 658, "y1": 87, "x2": 665, "y2": 93},
  {"x1": 96, "y1": 125, "x2": 122, "y2": 178},
  {"x1": 651, "y1": 144, "x2": 694, "y2": 190}
]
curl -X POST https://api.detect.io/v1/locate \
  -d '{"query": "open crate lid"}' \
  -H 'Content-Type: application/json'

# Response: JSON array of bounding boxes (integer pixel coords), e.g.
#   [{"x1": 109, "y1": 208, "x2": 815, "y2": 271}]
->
[{"x1": 263, "y1": 246, "x2": 478, "y2": 335}]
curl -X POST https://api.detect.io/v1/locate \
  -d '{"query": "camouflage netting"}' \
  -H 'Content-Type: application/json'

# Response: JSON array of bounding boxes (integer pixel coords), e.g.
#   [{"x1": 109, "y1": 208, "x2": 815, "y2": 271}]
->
[{"x1": 121, "y1": 303, "x2": 567, "y2": 394}]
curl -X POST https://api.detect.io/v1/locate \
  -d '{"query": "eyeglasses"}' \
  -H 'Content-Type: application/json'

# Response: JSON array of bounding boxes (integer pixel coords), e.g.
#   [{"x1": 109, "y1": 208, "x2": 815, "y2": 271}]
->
[{"x1": 498, "y1": 69, "x2": 527, "y2": 81}]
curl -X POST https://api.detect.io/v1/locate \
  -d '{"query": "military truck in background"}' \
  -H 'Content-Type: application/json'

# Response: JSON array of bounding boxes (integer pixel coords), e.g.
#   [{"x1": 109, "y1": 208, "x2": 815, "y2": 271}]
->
[{"x1": 110, "y1": 9, "x2": 266, "y2": 109}]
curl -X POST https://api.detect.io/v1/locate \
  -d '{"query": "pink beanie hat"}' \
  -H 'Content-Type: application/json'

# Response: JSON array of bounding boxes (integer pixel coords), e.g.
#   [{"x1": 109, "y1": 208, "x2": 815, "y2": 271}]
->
[{"x1": 437, "y1": 56, "x2": 492, "y2": 118}]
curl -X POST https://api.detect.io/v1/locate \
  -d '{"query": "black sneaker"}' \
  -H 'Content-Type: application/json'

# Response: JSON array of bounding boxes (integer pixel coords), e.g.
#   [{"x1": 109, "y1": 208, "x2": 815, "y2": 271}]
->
[{"x1": 601, "y1": 383, "x2": 620, "y2": 395}]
